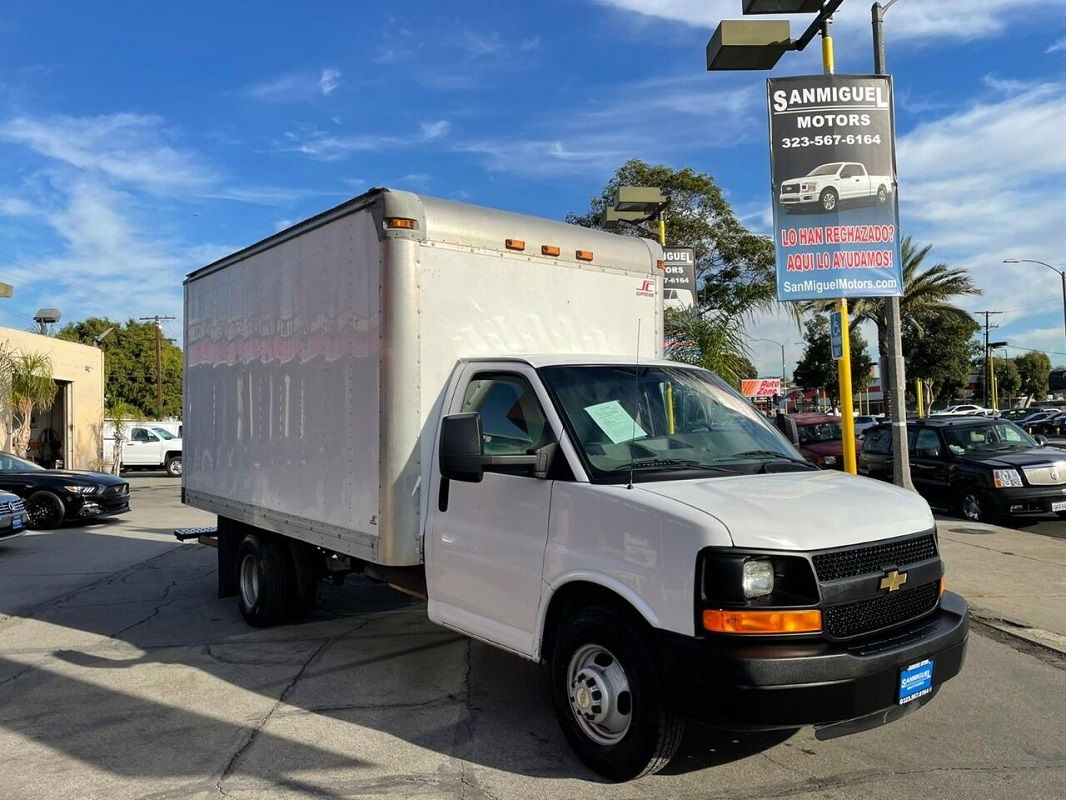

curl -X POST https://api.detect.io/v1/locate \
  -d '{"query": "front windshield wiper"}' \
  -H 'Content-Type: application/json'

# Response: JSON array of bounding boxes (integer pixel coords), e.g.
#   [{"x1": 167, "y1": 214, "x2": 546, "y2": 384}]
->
[
  {"x1": 719, "y1": 449, "x2": 811, "y2": 465},
  {"x1": 618, "y1": 458, "x2": 736, "y2": 474}
]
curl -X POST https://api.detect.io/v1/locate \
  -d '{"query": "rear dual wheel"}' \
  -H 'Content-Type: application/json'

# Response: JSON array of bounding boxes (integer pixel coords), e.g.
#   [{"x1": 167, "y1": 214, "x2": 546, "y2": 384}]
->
[{"x1": 236, "y1": 533, "x2": 320, "y2": 627}]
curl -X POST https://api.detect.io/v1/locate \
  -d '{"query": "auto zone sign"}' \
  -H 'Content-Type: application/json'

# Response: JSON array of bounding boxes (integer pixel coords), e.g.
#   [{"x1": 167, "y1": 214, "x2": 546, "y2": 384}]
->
[{"x1": 741, "y1": 378, "x2": 781, "y2": 398}]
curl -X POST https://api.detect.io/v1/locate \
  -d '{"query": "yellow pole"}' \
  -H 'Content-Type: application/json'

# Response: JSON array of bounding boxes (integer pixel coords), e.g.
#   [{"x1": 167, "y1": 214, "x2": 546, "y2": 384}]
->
[
  {"x1": 990, "y1": 357, "x2": 998, "y2": 411},
  {"x1": 820, "y1": 24, "x2": 857, "y2": 472},
  {"x1": 659, "y1": 206, "x2": 675, "y2": 434},
  {"x1": 916, "y1": 380, "x2": 924, "y2": 417}
]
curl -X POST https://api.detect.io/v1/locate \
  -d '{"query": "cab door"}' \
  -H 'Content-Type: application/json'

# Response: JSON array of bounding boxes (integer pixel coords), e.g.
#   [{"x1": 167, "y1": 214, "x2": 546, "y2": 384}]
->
[
  {"x1": 122, "y1": 427, "x2": 158, "y2": 466},
  {"x1": 426, "y1": 364, "x2": 557, "y2": 657},
  {"x1": 909, "y1": 428, "x2": 951, "y2": 507}
]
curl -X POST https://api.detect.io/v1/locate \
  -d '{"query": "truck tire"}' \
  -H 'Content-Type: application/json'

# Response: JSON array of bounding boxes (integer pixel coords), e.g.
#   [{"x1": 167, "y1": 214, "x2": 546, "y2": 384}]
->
[
  {"x1": 820, "y1": 188, "x2": 838, "y2": 212},
  {"x1": 550, "y1": 605, "x2": 683, "y2": 781},
  {"x1": 236, "y1": 533, "x2": 291, "y2": 627},
  {"x1": 288, "y1": 540, "x2": 321, "y2": 620},
  {"x1": 959, "y1": 490, "x2": 995, "y2": 524},
  {"x1": 165, "y1": 456, "x2": 183, "y2": 477},
  {"x1": 26, "y1": 490, "x2": 65, "y2": 530},
  {"x1": 876, "y1": 185, "x2": 888, "y2": 205}
]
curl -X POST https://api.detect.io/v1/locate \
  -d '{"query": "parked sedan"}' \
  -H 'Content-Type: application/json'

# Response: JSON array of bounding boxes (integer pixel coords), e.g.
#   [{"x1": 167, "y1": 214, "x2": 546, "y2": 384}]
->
[
  {"x1": 0, "y1": 452, "x2": 130, "y2": 529},
  {"x1": 0, "y1": 490, "x2": 27, "y2": 542},
  {"x1": 859, "y1": 417, "x2": 1066, "y2": 523}
]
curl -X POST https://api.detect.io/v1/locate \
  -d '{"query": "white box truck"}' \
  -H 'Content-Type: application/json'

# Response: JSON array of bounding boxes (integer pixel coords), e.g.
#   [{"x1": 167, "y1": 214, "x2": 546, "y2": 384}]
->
[{"x1": 182, "y1": 188, "x2": 968, "y2": 780}]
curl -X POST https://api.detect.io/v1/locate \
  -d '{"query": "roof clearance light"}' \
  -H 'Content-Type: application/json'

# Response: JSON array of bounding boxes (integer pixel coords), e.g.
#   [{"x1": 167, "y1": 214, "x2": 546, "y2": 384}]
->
[
  {"x1": 702, "y1": 608, "x2": 822, "y2": 634},
  {"x1": 385, "y1": 218, "x2": 417, "y2": 230},
  {"x1": 541, "y1": 245, "x2": 561, "y2": 257},
  {"x1": 576, "y1": 250, "x2": 594, "y2": 261},
  {"x1": 506, "y1": 239, "x2": 526, "y2": 251}
]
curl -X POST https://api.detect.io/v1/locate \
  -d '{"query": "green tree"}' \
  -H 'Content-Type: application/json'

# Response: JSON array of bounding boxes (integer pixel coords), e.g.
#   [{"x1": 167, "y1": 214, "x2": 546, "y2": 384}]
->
[
  {"x1": 58, "y1": 317, "x2": 183, "y2": 417},
  {"x1": 973, "y1": 356, "x2": 1021, "y2": 408},
  {"x1": 1014, "y1": 351, "x2": 1052, "y2": 402},
  {"x1": 568, "y1": 159, "x2": 777, "y2": 315},
  {"x1": 793, "y1": 315, "x2": 874, "y2": 403},
  {"x1": 664, "y1": 309, "x2": 751, "y2": 388},
  {"x1": 903, "y1": 310, "x2": 980, "y2": 409},
  {"x1": 804, "y1": 237, "x2": 981, "y2": 381},
  {"x1": 10, "y1": 352, "x2": 57, "y2": 457}
]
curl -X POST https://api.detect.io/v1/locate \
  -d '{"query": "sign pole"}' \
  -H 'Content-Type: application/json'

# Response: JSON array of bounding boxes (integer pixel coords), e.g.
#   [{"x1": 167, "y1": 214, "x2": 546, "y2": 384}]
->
[{"x1": 818, "y1": 20, "x2": 858, "y2": 474}]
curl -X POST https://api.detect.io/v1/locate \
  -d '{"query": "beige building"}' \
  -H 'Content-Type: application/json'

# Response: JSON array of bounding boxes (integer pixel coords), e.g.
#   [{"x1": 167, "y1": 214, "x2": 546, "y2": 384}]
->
[{"x1": 0, "y1": 327, "x2": 105, "y2": 470}]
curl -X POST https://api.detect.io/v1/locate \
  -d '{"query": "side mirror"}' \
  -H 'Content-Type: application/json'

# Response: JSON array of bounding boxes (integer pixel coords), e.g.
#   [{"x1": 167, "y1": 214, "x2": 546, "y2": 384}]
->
[
  {"x1": 440, "y1": 413, "x2": 485, "y2": 482},
  {"x1": 1036, "y1": 434, "x2": 1048, "y2": 447},
  {"x1": 775, "y1": 414, "x2": 799, "y2": 447}
]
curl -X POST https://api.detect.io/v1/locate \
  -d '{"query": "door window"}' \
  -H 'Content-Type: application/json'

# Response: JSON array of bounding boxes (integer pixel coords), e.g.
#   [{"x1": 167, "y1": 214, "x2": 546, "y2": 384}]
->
[
  {"x1": 461, "y1": 373, "x2": 549, "y2": 462},
  {"x1": 912, "y1": 429, "x2": 942, "y2": 458},
  {"x1": 863, "y1": 428, "x2": 890, "y2": 454}
]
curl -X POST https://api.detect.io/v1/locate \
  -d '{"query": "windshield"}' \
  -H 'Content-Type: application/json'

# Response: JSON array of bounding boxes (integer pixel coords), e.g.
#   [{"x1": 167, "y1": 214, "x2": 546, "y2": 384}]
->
[
  {"x1": 798, "y1": 421, "x2": 843, "y2": 444},
  {"x1": 0, "y1": 452, "x2": 45, "y2": 472},
  {"x1": 538, "y1": 364, "x2": 807, "y2": 482},
  {"x1": 943, "y1": 421, "x2": 1037, "y2": 455},
  {"x1": 151, "y1": 427, "x2": 176, "y2": 440},
  {"x1": 808, "y1": 163, "x2": 842, "y2": 176}
]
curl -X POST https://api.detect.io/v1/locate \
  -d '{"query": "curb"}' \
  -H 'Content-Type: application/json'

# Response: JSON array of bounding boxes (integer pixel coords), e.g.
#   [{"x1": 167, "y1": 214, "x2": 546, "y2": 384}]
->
[{"x1": 970, "y1": 606, "x2": 1066, "y2": 658}]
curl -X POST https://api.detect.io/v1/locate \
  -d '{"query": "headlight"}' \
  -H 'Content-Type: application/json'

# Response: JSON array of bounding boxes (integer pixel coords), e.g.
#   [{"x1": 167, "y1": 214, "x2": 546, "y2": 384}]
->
[
  {"x1": 992, "y1": 469, "x2": 1023, "y2": 488},
  {"x1": 800, "y1": 181, "x2": 817, "y2": 191},
  {"x1": 63, "y1": 485, "x2": 97, "y2": 494},
  {"x1": 742, "y1": 558, "x2": 775, "y2": 599}
]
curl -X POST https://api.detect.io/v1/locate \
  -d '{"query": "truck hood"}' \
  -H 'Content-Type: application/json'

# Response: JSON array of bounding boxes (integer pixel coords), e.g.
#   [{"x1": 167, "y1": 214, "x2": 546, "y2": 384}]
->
[{"x1": 637, "y1": 470, "x2": 932, "y2": 551}]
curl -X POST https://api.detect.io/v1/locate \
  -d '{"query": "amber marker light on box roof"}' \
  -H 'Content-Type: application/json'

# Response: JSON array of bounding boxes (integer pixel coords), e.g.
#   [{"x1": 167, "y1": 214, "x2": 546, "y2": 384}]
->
[
  {"x1": 576, "y1": 250, "x2": 594, "y2": 261},
  {"x1": 541, "y1": 245, "x2": 561, "y2": 256},
  {"x1": 385, "y1": 217, "x2": 417, "y2": 229},
  {"x1": 703, "y1": 608, "x2": 822, "y2": 634},
  {"x1": 505, "y1": 238, "x2": 526, "y2": 251}
]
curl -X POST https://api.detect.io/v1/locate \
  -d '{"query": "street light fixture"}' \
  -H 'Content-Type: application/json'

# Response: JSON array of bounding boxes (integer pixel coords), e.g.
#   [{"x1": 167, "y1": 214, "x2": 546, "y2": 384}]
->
[
  {"x1": 752, "y1": 337, "x2": 787, "y2": 384},
  {"x1": 602, "y1": 186, "x2": 668, "y2": 244},
  {"x1": 33, "y1": 307, "x2": 61, "y2": 336},
  {"x1": 1003, "y1": 258, "x2": 1066, "y2": 355}
]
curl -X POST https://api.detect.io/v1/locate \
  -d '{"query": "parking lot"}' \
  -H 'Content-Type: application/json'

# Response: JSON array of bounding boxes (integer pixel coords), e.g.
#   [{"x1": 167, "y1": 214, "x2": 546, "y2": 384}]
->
[{"x1": 1, "y1": 477, "x2": 1064, "y2": 800}]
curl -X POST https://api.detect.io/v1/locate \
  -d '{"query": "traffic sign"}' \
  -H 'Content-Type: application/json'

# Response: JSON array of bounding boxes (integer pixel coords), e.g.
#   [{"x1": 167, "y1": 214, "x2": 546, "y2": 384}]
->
[{"x1": 830, "y1": 310, "x2": 843, "y2": 360}]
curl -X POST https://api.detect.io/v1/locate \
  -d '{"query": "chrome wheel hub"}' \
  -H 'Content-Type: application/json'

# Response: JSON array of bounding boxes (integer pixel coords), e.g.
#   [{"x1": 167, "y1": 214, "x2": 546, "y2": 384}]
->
[
  {"x1": 239, "y1": 553, "x2": 259, "y2": 608},
  {"x1": 567, "y1": 644, "x2": 632, "y2": 745}
]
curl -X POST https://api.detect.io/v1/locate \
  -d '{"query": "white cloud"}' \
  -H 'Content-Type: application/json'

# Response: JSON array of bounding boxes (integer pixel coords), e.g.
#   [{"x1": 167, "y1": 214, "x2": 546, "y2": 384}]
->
[
  {"x1": 595, "y1": 0, "x2": 1066, "y2": 42},
  {"x1": 0, "y1": 113, "x2": 215, "y2": 192},
  {"x1": 241, "y1": 68, "x2": 344, "y2": 102},
  {"x1": 0, "y1": 196, "x2": 35, "y2": 216},
  {"x1": 1049, "y1": 36, "x2": 1066, "y2": 53},
  {"x1": 284, "y1": 120, "x2": 452, "y2": 161}
]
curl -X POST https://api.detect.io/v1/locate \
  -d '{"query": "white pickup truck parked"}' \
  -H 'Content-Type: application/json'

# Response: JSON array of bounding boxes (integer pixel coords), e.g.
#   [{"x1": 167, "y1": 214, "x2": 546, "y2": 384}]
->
[
  {"x1": 180, "y1": 189, "x2": 967, "y2": 781},
  {"x1": 780, "y1": 162, "x2": 893, "y2": 213},
  {"x1": 103, "y1": 421, "x2": 183, "y2": 476}
]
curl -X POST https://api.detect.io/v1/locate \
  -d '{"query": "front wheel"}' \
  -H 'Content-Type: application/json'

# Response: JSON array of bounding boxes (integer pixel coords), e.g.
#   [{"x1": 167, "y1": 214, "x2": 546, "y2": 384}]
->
[
  {"x1": 959, "y1": 490, "x2": 994, "y2": 523},
  {"x1": 165, "y1": 457, "x2": 183, "y2": 477},
  {"x1": 820, "y1": 188, "x2": 838, "y2": 212},
  {"x1": 26, "y1": 490, "x2": 65, "y2": 529},
  {"x1": 550, "y1": 606, "x2": 683, "y2": 781},
  {"x1": 876, "y1": 185, "x2": 888, "y2": 205}
]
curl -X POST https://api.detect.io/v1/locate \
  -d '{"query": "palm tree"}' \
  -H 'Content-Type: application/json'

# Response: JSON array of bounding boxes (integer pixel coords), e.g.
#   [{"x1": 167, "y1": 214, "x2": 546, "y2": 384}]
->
[
  {"x1": 9, "y1": 351, "x2": 57, "y2": 458},
  {"x1": 665, "y1": 308, "x2": 751, "y2": 388},
  {"x1": 804, "y1": 236, "x2": 981, "y2": 363}
]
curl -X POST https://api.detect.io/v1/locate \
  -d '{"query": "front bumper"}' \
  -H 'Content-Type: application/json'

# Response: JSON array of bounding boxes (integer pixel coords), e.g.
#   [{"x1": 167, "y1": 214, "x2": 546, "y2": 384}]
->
[
  {"x1": 985, "y1": 484, "x2": 1066, "y2": 516},
  {"x1": 655, "y1": 591, "x2": 968, "y2": 730},
  {"x1": 780, "y1": 193, "x2": 818, "y2": 206},
  {"x1": 73, "y1": 495, "x2": 131, "y2": 520}
]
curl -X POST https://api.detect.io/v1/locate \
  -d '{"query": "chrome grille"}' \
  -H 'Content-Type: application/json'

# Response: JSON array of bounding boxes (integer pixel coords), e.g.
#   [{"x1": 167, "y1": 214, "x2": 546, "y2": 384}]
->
[
  {"x1": 1022, "y1": 463, "x2": 1066, "y2": 486},
  {"x1": 812, "y1": 534, "x2": 938, "y2": 582},
  {"x1": 0, "y1": 499, "x2": 26, "y2": 514},
  {"x1": 824, "y1": 580, "x2": 940, "y2": 639}
]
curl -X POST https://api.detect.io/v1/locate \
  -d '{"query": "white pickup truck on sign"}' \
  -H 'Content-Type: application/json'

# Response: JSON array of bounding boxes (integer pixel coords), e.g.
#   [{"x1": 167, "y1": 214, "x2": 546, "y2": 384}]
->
[{"x1": 780, "y1": 162, "x2": 893, "y2": 213}]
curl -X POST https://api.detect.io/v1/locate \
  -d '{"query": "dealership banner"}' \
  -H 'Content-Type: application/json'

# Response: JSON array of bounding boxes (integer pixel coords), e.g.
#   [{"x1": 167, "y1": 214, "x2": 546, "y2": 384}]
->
[
  {"x1": 741, "y1": 378, "x2": 781, "y2": 398},
  {"x1": 767, "y1": 74, "x2": 903, "y2": 302},
  {"x1": 662, "y1": 247, "x2": 696, "y2": 310}
]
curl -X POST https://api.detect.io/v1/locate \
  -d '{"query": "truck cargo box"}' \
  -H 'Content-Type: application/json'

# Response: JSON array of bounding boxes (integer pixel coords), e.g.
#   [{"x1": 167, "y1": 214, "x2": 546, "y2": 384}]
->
[{"x1": 184, "y1": 188, "x2": 664, "y2": 566}]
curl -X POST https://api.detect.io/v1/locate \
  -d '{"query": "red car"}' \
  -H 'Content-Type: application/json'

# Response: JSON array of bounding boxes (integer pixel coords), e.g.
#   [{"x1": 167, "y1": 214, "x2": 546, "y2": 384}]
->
[{"x1": 782, "y1": 413, "x2": 845, "y2": 469}]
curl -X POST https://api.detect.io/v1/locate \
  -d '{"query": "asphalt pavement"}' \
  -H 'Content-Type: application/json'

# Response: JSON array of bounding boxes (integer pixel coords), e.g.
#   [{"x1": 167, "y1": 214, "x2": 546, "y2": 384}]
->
[{"x1": 0, "y1": 476, "x2": 1063, "y2": 799}]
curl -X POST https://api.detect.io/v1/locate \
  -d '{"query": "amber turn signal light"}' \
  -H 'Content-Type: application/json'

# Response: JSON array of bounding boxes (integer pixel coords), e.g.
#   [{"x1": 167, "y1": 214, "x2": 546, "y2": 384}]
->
[
  {"x1": 702, "y1": 608, "x2": 822, "y2": 634},
  {"x1": 385, "y1": 217, "x2": 417, "y2": 229}
]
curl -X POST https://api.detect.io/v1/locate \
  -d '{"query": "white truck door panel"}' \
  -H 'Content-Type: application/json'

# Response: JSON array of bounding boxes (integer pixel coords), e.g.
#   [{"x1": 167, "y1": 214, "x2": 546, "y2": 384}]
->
[
  {"x1": 123, "y1": 427, "x2": 157, "y2": 466},
  {"x1": 426, "y1": 364, "x2": 555, "y2": 657}
]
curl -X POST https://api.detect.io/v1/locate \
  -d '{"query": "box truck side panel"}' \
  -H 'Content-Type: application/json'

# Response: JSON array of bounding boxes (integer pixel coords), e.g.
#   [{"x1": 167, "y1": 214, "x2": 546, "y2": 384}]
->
[{"x1": 185, "y1": 211, "x2": 383, "y2": 560}]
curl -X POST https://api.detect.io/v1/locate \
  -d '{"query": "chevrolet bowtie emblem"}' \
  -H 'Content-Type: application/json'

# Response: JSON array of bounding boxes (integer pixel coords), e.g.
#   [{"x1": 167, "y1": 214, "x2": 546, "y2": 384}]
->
[{"x1": 880, "y1": 570, "x2": 908, "y2": 592}]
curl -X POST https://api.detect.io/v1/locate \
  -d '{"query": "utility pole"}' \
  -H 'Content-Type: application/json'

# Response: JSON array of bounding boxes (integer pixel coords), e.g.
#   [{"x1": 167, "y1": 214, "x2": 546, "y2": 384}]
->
[
  {"x1": 140, "y1": 315, "x2": 176, "y2": 417},
  {"x1": 871, "y1": 0, "x2": 913, "y2": 490},
  {"x1": 975, "y1": 311, "x2": 1003, "y2": 407}
]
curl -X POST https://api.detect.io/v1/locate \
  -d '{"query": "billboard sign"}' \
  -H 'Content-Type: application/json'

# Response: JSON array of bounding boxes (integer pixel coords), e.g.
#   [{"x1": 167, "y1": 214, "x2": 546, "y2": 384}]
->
[
  {"x1": 767, "y1": 74, "x2": 903, "y2": 302},
  {"x1": 662, "y1": 247, "x2": 696, "y2": 311},
  {"x1": 741, "y1": 378, "x2": 781, "y2": 398}
]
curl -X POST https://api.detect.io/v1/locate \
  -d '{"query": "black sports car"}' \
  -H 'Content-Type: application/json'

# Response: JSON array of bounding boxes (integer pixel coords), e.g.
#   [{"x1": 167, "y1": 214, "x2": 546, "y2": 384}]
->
[{"x1": 0, "y1": 452, "x2": 130, "y2": 530}]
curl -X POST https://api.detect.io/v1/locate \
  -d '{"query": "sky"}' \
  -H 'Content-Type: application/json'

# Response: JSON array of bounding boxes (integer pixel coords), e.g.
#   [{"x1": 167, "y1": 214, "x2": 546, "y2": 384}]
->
[{"x1": 1, "y1": 0, "x2": 1065, "y2": 378}]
